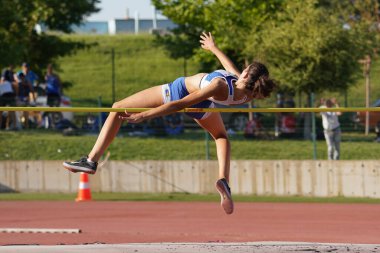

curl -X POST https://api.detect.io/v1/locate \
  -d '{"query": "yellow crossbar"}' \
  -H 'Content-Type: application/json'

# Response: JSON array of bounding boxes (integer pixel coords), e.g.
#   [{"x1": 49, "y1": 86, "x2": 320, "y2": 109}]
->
[{"x1": 0, "y1": 106, "x2": 379, "y2": 113}]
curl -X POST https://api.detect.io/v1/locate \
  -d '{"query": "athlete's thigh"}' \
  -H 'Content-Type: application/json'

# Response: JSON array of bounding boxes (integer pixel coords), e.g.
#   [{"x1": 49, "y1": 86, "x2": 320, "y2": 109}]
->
[
  {"x1": 195, "y1": 112, "x2": 227, "y2": 139},
  {"x1": 115, "y1": 85, "x2": 163, "y2": 108}
]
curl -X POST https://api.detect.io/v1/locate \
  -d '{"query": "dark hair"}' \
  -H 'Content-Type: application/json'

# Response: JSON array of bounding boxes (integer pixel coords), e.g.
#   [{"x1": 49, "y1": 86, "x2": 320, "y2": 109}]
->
[
  {"x1": 245, "y1": 61, "x2": 276, "y2": 98},
  {"x1": 17, "y1": 72, "x2": 25, "y2": 79}
]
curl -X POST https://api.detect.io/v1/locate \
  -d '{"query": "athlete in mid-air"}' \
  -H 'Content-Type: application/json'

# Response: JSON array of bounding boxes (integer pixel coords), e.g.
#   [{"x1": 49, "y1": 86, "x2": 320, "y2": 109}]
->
[{"x1": 64, "y1": 32, "x2": 276, "y2": 214}]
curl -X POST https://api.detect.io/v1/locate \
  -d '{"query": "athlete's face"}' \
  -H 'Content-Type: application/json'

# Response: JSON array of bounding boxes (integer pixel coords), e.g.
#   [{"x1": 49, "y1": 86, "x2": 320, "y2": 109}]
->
[
  {"x1": 241, "y1": 66, "x2": 250, "y2": 78},
  {"x1": 237, "y1": 66, "x2": 249, "y2": 84}
]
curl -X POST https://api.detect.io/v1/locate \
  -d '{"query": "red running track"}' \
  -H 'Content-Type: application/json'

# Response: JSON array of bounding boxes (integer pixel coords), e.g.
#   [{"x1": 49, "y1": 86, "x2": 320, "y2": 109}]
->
[{"x1": 0, "y1": 201, "x2": 379, "y2": 245}]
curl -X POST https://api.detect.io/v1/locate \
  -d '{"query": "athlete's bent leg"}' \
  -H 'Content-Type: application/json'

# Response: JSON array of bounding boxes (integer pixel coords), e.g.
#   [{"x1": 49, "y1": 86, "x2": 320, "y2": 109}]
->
[
  {"x1": 195, "y1": 113, "x2": 233, "y2": 214},
  {"x1": 63, "y1": 85, "x2": 163, "y2": 174}
]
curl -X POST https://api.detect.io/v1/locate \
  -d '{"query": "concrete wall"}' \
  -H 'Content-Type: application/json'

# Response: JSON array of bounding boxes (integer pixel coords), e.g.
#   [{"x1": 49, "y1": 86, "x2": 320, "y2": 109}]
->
[{"x1": 1, "y1": 160, "x2": 380, "y2": 198}]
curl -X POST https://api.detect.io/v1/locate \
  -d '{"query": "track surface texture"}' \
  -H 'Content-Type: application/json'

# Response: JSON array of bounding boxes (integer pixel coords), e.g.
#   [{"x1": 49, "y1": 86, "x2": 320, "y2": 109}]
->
[{"x1": 0, "y1": 201, "x2": 379, "y2": 252}]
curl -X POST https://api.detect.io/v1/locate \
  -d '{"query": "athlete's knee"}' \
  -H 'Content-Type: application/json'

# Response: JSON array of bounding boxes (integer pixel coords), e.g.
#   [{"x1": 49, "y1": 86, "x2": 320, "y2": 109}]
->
[
  {"x1": 109, "y1": 101, "x2": 127, "y2": 120},
  {"x1": 215, "y1": 134, "x2": 230, "y2": 144},
  {"x1": 112, "y1": 101, "x2": 124, "y2": 109}
]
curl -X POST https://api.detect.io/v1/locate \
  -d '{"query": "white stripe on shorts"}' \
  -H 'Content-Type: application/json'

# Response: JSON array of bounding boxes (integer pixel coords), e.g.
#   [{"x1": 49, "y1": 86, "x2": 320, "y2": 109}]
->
[{"x1": 161, "y1": 84, "x2": 171, "y2": 104}]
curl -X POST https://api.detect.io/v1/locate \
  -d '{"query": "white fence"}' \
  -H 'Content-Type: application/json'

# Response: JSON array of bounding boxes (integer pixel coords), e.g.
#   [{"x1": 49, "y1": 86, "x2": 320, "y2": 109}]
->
[{"x1": 0, "y1": 160, "x2": 379, "y2": 198}]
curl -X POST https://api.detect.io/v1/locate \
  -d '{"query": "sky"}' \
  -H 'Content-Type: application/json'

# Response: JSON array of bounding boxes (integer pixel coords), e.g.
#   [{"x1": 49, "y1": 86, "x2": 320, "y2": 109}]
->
[{"x1": 87, "y1": 0, "x2": 166, "y2": 21}]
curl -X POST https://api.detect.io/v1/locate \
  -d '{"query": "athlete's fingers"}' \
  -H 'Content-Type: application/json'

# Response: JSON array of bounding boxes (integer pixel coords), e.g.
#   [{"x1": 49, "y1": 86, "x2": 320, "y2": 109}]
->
[
  {"x1": 123, "y1": 111, "x2": 133, "y2": 117},
  {"x1": 209, "y1": 33, "x2": 214, "y2": 42},
  {"x1": 118, "y1": 114, "x2": 128, "y2": 121},
  {"x1": 200, "y1": 36, "x2": 211, "y2": 44},
  {"x1": 120, "y1": 112, "x2": 144, "y2": 123},
  {"x1": 201, "y1": 31, "x2": 210, "y2": 39},
  {"x1": 118, "y1": 111, "x2": 131, "y2": 120},
  {"x1": 117, "y1": 111, "x2": 128, "y2": 121}
]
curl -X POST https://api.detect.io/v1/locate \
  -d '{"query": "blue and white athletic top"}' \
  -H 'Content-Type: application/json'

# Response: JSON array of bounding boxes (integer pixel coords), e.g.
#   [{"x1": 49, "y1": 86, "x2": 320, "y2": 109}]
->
[{"x1": 199, "y1": 70, "x2": 247, "y2": 105}]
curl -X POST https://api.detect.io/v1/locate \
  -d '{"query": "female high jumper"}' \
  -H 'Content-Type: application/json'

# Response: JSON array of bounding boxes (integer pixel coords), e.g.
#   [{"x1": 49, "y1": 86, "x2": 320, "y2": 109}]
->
[{"x1": 64, "y1": 32, "x2": 275, "y2": 214}]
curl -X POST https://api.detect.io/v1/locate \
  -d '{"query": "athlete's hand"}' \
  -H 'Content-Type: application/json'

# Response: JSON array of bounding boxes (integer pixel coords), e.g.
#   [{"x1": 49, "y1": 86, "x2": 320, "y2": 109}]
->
[
  {"x1": 118, "y1": 111, "x2": 145, "y2": 123},
  {"x1": 200, "y1": 32, "x2": 216, "y2": 51}
]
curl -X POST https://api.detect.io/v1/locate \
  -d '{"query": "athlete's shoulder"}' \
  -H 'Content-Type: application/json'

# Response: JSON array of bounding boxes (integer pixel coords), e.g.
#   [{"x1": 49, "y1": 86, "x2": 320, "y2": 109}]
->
[
  {"x1": 216, "y1": 69, "x2": 238, "y2": 77},
  {"x1": 205, "y1": 70, "x2": 230, "y2": 82}
]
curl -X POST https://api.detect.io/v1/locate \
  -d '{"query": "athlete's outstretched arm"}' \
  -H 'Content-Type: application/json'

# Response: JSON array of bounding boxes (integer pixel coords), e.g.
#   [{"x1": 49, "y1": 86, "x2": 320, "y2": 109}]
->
[
  {"x1": 200, "y1": 32, "x2": 241, "y2": 77},
  {"x1": 121, "y1": 79, "x2": 225, "y2": 123}
]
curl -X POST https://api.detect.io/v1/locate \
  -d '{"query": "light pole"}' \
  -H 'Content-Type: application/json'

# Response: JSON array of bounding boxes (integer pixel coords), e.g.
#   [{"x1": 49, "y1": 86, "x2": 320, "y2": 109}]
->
[{"x1": 359, "y1": 55, "x2": 371, "y2": 135}]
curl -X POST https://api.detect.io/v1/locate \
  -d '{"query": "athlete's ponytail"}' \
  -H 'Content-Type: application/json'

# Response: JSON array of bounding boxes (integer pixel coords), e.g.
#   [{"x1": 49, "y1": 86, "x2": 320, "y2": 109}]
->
[{"x1": 245, "y1": 62, "x2": 276, "y2": 98}]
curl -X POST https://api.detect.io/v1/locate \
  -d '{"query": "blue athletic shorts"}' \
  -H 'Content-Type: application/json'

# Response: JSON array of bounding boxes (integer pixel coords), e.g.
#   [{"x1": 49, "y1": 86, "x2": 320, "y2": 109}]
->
[{"x1": 161, "y1": 77, "x2": 214, "y2": 120}]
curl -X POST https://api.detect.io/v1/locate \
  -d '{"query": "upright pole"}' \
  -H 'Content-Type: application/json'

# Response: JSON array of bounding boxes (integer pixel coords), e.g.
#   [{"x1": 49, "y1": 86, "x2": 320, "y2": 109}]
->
[
  {"x1": 360, "y1": 55, "x2": 371, "y2": 135},
  {"x1": 311, "y1": 93, "x2": 317, "y2": 160},
  {"x1": 98, "y1": 96, "x2": 102, "y2": 133},
  {"x1": 205, "y1": 131, "x2": 210, "y2": 160},
  {"x1": 111, "y1": 48, "x2": 115, "y2": 103},
  {"x1": 364, "y1": 56, "x2": 371, "y2": 135},
  {"x1": 152, "y1": 6, "x2": 157, "y2": 29},
  {"x1": 134, "y1": 11, "x2": 139, "y2": 34}
]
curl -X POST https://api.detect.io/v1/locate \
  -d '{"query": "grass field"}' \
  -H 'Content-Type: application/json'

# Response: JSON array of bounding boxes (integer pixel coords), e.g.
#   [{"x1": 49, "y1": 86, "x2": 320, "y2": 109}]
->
[
  {"x1": 1, "y1": 192, "x2": 380, "y2": 204},
  {"x1": 59, "y1": 34, "x2": 200, "y2": 107},
  {"x1": 0, "y1": 129, "x2": 378, "y2": 160}
]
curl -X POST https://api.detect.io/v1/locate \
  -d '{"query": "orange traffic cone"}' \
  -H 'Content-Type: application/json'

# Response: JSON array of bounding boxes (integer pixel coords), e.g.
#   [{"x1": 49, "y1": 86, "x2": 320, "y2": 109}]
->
[{"x1": 76, "y1": 172, "x2": 92, "y2": 202}]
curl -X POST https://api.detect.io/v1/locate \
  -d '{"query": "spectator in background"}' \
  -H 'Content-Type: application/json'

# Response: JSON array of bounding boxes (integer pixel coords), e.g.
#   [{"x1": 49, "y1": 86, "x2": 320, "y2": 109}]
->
[
  {"x1": 0, "y1": 65, "x2": 17, "y2": 130},
  {"x1": 375, "y1": 122, "x2": 380, "y2": 142},
  {"x1": 1, "y1": 64, "x2": 18, "y2": 94},
  {"x1": 244, "y1": 101, "x2": 264, "y2": 139},
  {"x1": 17, "y1": 62, "x2": 42, "y2": 127},
  {"x1": 19, "y1": 63, "x2": 39, "y2": 95},
  {"x1": 16, "y1": 72, "x2": 36, "y2": 128},
  {"x1": 45, "y1": 64, "x2": 62, "y2": 107},
  {"x1": 0, "y1": 80, "x2": 17, "y2": 130},
  {"x1": 280, "y1": 95, "x2": 297, "y2": 138},
  {"x1": 320, "y1": 98, "x2": 342, "y2": 160},
  {"x1": 280, "y1": 112, "x2": 297, "y2": 137},
  {"x1": 244, "y1": 114, "x2": 263, "y2": 138}
]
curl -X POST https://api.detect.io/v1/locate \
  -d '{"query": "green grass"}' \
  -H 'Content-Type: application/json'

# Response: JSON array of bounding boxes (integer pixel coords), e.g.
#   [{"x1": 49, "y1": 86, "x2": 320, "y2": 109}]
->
[
  {"x1": 0, "y1": 129, "x2": 379, "y2": 160},
  {"x1": 58, "y1": 34, "x2": 200, "y2": 107},
  {"x1": 1, "y1": 192, "x2": 380, "y2": 204}
]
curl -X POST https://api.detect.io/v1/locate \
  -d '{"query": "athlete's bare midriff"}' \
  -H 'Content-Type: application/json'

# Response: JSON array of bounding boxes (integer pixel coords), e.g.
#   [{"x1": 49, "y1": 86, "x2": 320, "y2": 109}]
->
[{"x1": 184, "y1": 73, "x2": 207, "y2": 93}]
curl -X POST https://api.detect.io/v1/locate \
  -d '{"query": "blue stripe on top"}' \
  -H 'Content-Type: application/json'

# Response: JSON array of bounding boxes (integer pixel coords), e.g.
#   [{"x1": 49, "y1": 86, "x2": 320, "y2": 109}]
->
[{"x1": 203, "y1": 70, "x2": 234, "y2": 96}]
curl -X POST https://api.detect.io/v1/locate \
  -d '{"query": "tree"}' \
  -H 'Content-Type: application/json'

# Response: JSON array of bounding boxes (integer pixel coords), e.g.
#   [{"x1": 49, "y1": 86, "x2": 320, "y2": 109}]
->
[
  {"x1": 245, "y1": 0, "x2": 373, "y2": 95},
  {"x1": 245, "y1": 0, "x2": 378, "y2": 139},
  {"x1": 153, "y1": 25, "x2": 201, "y2": 75},
  {"x1": 152, "y1": 0, "x2": 283, "y2": 71},
  {"x1": 0, "y1": 0, "x2": 99, "y2": 80}
]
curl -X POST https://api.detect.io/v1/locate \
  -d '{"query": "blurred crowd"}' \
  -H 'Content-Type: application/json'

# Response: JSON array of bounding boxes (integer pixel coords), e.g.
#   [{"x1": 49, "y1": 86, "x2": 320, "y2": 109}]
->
[{"x1": 0, "y1": 63, "x2": 62, "y2": 130}]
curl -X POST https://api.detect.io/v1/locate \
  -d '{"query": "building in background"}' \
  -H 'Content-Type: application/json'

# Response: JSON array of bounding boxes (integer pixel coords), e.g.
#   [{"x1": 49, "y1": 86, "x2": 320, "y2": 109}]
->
[
  {"x1": 73, "y1": 7, "x2": 176, "y2": 35},
  {"x1": 71, "y1": 18, "x2": 176, "y2": 35},
  {"x1": 108, "y1": 18, "x2": 176, "y2": 34}
]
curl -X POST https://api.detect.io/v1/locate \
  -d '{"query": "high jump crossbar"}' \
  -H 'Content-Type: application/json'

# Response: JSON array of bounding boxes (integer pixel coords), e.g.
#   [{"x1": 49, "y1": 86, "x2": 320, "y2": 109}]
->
[{"x1": 0, "y1": 106, "x2": 379, "y2": 113}]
